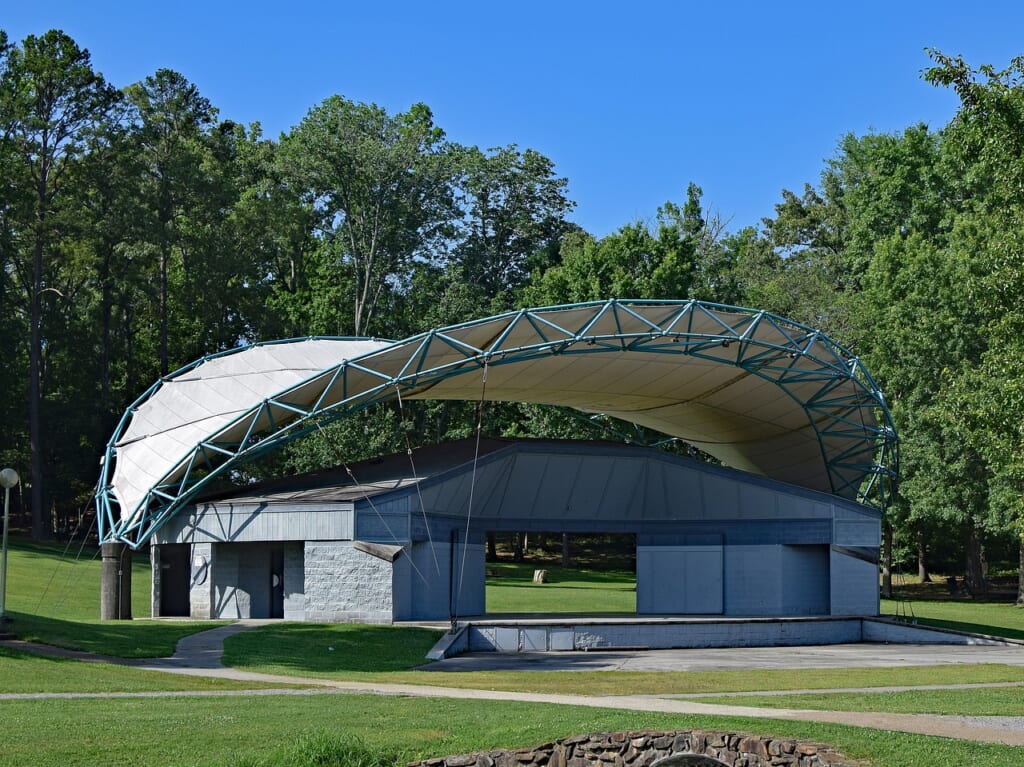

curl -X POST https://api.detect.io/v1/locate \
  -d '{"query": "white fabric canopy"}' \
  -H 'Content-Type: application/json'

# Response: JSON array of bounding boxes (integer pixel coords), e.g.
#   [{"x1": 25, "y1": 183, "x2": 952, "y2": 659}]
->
[
  {"x1": 100, "y1": 301, "x2": 895, "y2": 544},
  {"x1": 112, "y1": 339, "x2": 390, "y2": 521}
]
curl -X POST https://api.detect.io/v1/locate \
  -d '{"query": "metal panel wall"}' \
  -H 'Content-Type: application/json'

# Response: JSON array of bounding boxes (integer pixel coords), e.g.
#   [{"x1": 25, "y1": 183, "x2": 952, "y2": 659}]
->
[
  {"x1": 637, "y1": 546, "x2": 724, "y2": 614},
  {"x1": 156, "y1": 502, "x2": 354, "y2": 544}
]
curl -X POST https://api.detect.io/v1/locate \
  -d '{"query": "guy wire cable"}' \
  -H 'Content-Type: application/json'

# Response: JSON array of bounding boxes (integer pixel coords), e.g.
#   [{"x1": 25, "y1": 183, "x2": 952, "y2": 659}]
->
[{"x1": 394, "y1": 385, "x2": 441, "y2": 577}]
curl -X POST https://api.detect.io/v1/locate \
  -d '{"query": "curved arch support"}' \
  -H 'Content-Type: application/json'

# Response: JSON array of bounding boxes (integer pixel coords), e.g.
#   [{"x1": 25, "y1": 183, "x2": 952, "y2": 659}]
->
[{"x1": 96, "y1": 299, "x2": 899, "y2": 547}]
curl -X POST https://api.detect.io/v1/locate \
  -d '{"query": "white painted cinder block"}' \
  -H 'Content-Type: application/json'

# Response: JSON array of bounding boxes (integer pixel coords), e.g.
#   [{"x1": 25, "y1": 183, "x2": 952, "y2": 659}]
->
[
  {"x1": 190, "y1": 542, "x2": 214, "y2": 619},
  {"x1": 303, "y1": 541, "x2": 394, "y2": 623}
]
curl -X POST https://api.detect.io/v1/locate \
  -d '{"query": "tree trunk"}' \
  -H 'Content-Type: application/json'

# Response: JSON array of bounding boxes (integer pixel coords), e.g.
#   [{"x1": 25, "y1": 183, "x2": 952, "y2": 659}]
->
[
  {"x1": 486, "y1": 532, "x2": 496, "y2": 562},
  {"x1": 1017, "y1": 540, "x2": 1024, "y2": 608},
  {"x1": 99, "y1": 242, "x2": 113, "y2": 411},
  {"x1": 29, "y1": 211, "x2": 47, "y2": 540},
  {"x1": 965, "y1": 526, "x2": 986, "y2": 595},
  {"x1": 917, "y1": 528, "x2": 930, "y2": 583},
  {"x1": 561, "y1": 532, "x2": 571, "y2": 568},
  {"x1": 881, "y1": 521, "x2": 893, "y2": 598},
  {"x1": 513, "y1": 532, "x2": 524, "y2": 562},
  {"x1": 159, "y1": 245, "x2": 169, "y2": 376}
]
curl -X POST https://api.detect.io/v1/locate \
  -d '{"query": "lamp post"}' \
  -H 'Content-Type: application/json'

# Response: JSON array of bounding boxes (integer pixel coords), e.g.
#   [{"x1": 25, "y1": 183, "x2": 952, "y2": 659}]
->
[{"x1": 0, "y1": 468, "x2": 19, "y2": 623}]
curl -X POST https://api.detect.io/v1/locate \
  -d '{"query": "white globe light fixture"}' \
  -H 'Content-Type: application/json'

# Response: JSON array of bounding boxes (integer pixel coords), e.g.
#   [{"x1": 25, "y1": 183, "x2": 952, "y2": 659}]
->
[
  {"x1": 0, "y1": 469, "x2": 18, "y2": 489},
  {"x1": 0, "y1": 467, "x2": 20, "y2": 623}
]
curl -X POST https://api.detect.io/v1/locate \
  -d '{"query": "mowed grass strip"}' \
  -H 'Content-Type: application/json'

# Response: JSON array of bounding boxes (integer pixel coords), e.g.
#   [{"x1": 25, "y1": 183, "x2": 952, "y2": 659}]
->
[
  {"x1": 1, "y1": 693, "x2": 1022, "y2": 767},
  {"x1": 0, "y1": 645, "x2": 302, "y2": 694},
  {"x1": 682, "y1": 684, "x2": 1024, "y2": 716}
]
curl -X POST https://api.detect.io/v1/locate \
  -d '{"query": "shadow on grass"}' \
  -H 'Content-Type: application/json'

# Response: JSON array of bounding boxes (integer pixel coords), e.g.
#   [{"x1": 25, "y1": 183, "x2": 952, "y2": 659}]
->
[
  {"x1": 6, "y1": 611, "x2": 226, "y2": 658},
  {"x1": 488, "y1": 582, "x2": 635, "y2": 591},
  {"x1": 907, "y1": 616, "x2": 1024, "y2": 642},
  {"x1": 223, "y1": 623, "x2": 444, "y2": 675},
  {"x1": 486, "y1": 563, "x2": 634, "y2": 585}
]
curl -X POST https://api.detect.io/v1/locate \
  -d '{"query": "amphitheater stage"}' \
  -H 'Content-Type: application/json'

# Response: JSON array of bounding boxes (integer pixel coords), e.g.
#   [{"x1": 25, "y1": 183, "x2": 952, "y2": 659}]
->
[{"x1": 424, "y1": 614, "x2": 1022, "y2": 660}]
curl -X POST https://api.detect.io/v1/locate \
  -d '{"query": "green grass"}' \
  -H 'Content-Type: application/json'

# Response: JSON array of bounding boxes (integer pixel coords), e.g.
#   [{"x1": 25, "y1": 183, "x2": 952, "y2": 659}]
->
[
  {"x1": 3, "y1": 535, "x2": 220, "y2": 657},
  {"x1": 2, "y1": 692, "x2": 1023, "y2": 767},
  {"x1": 222, "y1": 622, "x2": 445, "y2": 676},
  {"x1": 230, "y1": 732, "x2": 400, "y2": 767},
  {"x1": 881, "y1": 597, "x2": 1024, "y2": 641},
  {"x1": 0, "y1": 644, "x2": 297, "y2": 694},
  {"x1": 4, "y1": 541, "x2": 1024, "y2": 765},
  {"x1": 685, "y1": 684, "x2": 1024, "y2": 715},
  {"x1": 485, "y1": 561, "x2": 637, "y2": 613}
]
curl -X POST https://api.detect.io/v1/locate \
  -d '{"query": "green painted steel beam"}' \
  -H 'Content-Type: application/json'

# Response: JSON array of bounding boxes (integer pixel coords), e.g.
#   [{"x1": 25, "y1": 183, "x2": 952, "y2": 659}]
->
[{"x1": 96, "y1": 299, "x2": 899, "y2": 547}]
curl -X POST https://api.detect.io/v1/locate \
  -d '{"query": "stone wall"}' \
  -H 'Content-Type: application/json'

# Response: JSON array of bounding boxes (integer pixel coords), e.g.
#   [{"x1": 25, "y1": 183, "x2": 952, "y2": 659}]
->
[{"x1": 408, "y1": 730, "x2": 857, "y2": 767}]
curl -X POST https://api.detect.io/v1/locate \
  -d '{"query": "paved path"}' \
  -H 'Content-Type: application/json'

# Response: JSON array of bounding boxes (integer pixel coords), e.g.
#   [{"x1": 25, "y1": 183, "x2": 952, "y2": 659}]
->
[{"x1": 4, "y1": 625, "x2": 1024, "y2": 747}]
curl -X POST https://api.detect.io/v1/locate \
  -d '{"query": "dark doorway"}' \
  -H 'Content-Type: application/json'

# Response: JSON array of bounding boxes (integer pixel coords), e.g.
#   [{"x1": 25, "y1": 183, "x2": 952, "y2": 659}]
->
[
  {"x1": 270, "y1": 546, "x2": 284, "y2": 619},
  {"x1": 158, "y1": 544, "x2": 191, "y2": 617}
]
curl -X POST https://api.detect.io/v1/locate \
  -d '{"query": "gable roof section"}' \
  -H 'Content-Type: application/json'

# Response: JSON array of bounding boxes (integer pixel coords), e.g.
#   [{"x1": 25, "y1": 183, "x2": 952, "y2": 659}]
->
[{"x1": 97, "y1": 299, "x2": 898, "y2": 547}]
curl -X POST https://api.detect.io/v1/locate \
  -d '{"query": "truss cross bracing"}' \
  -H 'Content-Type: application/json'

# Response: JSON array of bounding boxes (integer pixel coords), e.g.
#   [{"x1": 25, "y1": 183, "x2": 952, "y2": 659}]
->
[{"x1": 96, "y1": 299, "x2": 899, "y2": 547}]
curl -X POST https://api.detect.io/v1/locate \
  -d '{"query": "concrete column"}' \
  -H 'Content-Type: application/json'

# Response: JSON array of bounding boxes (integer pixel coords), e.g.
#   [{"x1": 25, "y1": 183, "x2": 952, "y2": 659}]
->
[
  {"x1": 150, "y1": 545, "x2": 161, "y2": 617},
  {"x1": 100, "y1": 542, "x2": 132, "y2": 620},
  {"x1": 189, "y1": 542, "x2": 214, "y2": 619}
]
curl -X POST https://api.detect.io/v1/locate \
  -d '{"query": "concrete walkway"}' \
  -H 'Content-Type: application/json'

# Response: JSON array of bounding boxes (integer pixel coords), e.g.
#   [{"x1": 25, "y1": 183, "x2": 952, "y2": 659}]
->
[{"x1": 4, "y1": 624, "x2": 1024, "y2": 747}]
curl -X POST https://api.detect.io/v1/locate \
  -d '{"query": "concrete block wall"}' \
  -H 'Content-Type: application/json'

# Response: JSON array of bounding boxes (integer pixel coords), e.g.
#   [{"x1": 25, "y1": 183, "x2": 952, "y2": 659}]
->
[
  {"x1": 394, "y1": 541, "x2": 448, "y2": 620},
  {"x1": 283, "y1": 542, "x2": 305, "y2": 620},
  {"x1": 150, "y1": 546, "x2": 160, "y2": 618},
  {"x1": 830, "y1": 550, "x2": 878, "y2": 616},
  {"x1": 637, "y1": 546, "x2": 722, "y2": 615},
  {"x1": 212, "y1": 543, "x2": 243, "y2": 618},
  {"x1": 451, "y1": 543, "x2": 485, "y2": 619},
  {"x1": 723, "y1": 545, "x2": 781, "y2": 615},
  {"x1": 189, "y1": 542, "x2": 214, "y2": 619},
  {"x1": 304, "y1": 541, "x2": 394, "y2": 623},
  {"x1": 862, "y1": 618, "x2": 1019, "y2": 645},
  {"x1": 467, "y1": 618, "x2": 865, "y2": 652},
  {"x1": 779, "y1": 545, "x2": 829, "y2": 616}
]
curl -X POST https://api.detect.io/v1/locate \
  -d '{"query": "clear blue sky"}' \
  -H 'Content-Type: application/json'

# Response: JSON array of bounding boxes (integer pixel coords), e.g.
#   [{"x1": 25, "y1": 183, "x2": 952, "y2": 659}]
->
[{"x1": 6, "y1": 1, "x2": 1023, "y2": 237}]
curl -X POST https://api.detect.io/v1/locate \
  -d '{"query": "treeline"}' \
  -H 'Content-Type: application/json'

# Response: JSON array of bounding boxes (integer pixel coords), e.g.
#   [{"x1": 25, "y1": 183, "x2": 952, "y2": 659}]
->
[{"x1": 1, "y1": 30, "x2": 1022, "y2": 601}]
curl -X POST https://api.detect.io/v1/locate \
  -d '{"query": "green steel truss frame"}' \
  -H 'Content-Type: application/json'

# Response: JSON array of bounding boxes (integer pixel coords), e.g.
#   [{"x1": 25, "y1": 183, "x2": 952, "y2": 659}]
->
[{"x1": 96, "y1": 299, "x2": 899, "y2": 547}]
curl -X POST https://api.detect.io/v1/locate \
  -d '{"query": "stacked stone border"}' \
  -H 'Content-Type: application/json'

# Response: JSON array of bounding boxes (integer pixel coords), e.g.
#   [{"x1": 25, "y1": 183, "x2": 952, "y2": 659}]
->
[{"x1": 408, "y1": 730, "x2": 859, "y2": 767}]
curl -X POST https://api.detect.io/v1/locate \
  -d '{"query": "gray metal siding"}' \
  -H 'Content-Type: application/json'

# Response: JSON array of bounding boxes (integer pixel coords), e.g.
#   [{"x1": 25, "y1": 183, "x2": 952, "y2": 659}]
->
[
  {"x1": 637, "y1": 546, "x2": 723, "y2": 614},
  {"x1": 156, "y1": 502, "x2": 354, "y2": 544}
]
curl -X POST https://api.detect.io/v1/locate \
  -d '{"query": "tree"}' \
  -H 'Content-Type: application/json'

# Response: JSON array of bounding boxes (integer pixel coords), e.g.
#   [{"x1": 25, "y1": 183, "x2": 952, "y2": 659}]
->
[
  {"x1": 124, "y1": 69, "x2": 218, "y2": 376},
  {"x1": 923, "y1": 51, "x2": 1024, "y2": 602},
  {"x1": 0, "y1": 30, "x2": 119, "y2": 537},
  {"x1": 525, "y1": 184, "x2": 712, "y2": 306},
  {"x1": 450, "y1": 144, "x2": 573, "y2": 310},
  {"x1": 279, "y1": 97, "x2": 455, "y2": 336}
]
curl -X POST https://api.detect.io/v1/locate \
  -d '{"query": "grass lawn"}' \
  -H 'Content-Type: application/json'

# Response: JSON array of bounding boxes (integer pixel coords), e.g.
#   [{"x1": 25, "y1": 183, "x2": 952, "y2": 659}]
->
[
  {"x1": 881, "y1": 596, "x2": 1024, "y2": 641},
  {"x1": 2, "y1": 692, "x2": 1022, "y2": 767},
  {"x1": 485, "y1": 561, "x2": 637, "y2": 614},
  {"x1": 3, "y1": 535, "x2": 219, "y2": 656},
  {"x1": 6, "y1": 539, "x2": 1024, "y2": 765}
]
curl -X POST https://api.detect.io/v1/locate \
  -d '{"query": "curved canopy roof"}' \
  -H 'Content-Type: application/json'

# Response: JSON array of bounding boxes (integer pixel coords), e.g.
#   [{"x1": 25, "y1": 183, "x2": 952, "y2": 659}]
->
[{"x1": 96, "y1": 299, "x2": 898, "y2": 546}]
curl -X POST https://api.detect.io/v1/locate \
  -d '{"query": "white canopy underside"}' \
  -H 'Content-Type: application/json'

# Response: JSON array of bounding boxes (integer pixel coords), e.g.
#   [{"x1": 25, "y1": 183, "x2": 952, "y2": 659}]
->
[
  {"x1": 113, "y1": 339, "x2": 391, "y2": 520},
  {"x1": 111, "y1": 304, "x2": 881, "y2": 522}
]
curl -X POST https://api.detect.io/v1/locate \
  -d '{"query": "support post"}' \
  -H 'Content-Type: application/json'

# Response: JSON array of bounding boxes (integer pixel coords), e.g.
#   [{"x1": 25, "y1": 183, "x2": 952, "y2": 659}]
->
[{"x1": 100, "y1": 542, "x2": 132, "y2": 620}]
